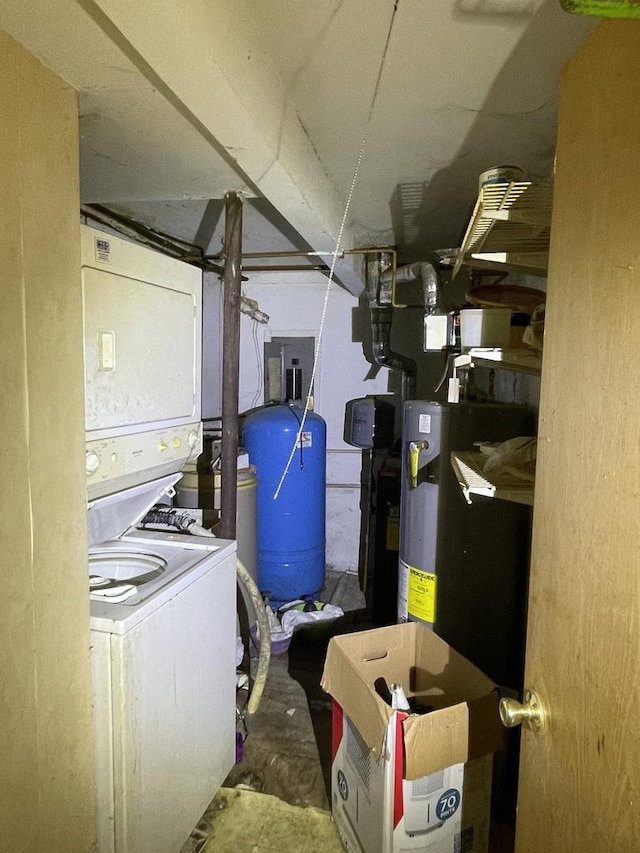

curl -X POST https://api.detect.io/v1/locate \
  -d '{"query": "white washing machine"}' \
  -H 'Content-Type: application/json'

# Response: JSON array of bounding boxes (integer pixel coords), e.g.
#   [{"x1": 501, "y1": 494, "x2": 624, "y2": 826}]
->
[
  {"x1": 81, "y1": 226, "x2": 237, "y2": 853},
  {"x1": 88, "y1": 472, "x2": 237, "y2": 853}
]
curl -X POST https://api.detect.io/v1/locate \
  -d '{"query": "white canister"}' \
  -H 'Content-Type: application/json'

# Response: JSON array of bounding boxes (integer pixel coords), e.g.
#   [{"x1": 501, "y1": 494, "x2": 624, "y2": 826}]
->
[
  {"x1": 479, "y1": 165, "x2": 524, "y2": 191},
  {"x1": 459, "y1": 308, "x2": 511, "y2": 350}
]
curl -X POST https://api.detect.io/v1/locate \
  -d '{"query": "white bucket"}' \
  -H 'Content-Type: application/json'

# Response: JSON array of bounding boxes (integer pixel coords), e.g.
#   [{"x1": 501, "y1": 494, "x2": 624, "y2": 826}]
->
[
  {"x1": 175, "y1": 463, "x2": 258, "y2": 584},
  {"x1": 459, "y1": 308, "x2": 511, "y2": 350}
]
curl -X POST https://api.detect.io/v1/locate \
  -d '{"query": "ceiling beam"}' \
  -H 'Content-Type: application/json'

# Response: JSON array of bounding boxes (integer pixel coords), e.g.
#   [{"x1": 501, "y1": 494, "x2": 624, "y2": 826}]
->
[{"x1": 83, "y1": 0, "x2": 365, "y2": 295}]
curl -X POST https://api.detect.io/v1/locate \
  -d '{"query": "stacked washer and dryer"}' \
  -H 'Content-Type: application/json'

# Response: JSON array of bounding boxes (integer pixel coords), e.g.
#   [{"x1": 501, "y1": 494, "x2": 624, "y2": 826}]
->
[{"x1": 81, "y1": 225, "x2": 237, "y2": 853}]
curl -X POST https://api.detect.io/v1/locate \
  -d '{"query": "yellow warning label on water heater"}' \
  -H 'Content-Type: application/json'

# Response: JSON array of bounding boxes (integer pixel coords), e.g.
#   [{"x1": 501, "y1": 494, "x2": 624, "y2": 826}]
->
[{"x1": 408, "y1": 566, "x2": 437, "y2": 624}]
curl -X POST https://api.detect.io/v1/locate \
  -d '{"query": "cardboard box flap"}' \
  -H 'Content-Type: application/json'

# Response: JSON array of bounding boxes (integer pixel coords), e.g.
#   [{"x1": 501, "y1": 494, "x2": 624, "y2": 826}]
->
[
  {"x1": 412, "y1": 623, "x2": 497, "y2": 699},
  {"x1": 321, "y1": 622, "x2": 504, "y2": 780},
  {"x1": 402, "y1": 701, "x2": 468, "y2": 780},
  {"x1": 403, "y1": 691, "x2": 503, "y2": 780},
  {"x1": 321, "y1": 626, "x2": 398, "y2": 762}
]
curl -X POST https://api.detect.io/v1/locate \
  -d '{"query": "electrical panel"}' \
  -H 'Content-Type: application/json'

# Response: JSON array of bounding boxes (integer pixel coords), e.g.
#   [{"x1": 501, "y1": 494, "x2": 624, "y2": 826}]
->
[{"x1": 263, "y1": 336, "x2": 314, "y2": 404}]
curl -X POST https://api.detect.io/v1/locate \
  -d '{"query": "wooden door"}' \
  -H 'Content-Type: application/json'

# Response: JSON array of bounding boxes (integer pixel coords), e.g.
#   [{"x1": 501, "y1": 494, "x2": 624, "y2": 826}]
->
[{"x1": 516, "y1": 20, "x2": 640, "y2": 852}]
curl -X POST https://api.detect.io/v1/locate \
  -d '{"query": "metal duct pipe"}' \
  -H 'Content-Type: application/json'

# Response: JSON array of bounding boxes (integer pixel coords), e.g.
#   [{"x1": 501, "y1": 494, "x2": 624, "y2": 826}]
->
[
  {"x1": 370, "y1": 305, "x2": 417, "y2": 402},
  {"x1": 380, "y1": 259, "x2": 443, "y2": 313}
]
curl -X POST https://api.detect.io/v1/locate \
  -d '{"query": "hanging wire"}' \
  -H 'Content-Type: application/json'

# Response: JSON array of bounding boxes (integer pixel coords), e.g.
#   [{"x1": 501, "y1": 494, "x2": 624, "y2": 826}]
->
[
  {"x1": 273, "y1": 0, "x2": 402, "y2": 500},
  {"x1": 249, "y1": 317, "x2": 263, "y2": 410}
]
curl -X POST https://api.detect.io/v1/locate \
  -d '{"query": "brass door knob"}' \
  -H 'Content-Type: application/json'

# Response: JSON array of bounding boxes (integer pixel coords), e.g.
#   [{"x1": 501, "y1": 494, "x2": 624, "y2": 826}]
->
[{"x1": 499, "y1": 689, "x2": 546, "y2": 732}]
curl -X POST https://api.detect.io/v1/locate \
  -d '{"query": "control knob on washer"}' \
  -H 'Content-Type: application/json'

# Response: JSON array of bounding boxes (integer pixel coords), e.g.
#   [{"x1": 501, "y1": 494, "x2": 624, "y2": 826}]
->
[{"x1": 86, "y1": 450, "x2": 100, "y2": 475}]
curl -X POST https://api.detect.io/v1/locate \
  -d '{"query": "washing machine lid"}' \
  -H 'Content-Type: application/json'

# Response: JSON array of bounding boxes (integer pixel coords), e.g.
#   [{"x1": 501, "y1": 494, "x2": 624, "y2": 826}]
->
[{"x1": 87, "y1": 471, "x2": 182, "y2": 548}]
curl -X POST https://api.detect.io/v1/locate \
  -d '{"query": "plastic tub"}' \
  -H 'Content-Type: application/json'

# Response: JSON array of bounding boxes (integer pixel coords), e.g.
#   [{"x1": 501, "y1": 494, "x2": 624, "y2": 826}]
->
[
  {"x1": 250, "y1": 623, "x2": 291, "y2": 656},
  {"x1": 459, "y1": 308, "x2": 511, "y2": 349}
]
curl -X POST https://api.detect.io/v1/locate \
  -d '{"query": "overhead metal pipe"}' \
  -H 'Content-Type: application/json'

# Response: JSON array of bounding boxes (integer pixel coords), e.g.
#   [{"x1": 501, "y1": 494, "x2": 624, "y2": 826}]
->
[
  {"x1": 242, "y1": 264, "x2": 330, "y2": 272},
  {"x1": 192, "y1": 249, "x2": 342, "y2": 261},
  {"x1": 220, "y1": 191, "x2": 243, "y2": 540},
  {"x1": 240, "y1": 250, "x2": 341, "y2": 259},
  {"x1": 81, "y1": 204, "x2": 226, "y2": 275}
]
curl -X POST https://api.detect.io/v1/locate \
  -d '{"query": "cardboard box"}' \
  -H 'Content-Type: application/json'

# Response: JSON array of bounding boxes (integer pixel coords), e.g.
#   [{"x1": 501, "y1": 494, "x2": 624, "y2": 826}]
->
[{"x1": 320, "y1": 623, "x2": 504, "y2": 853}]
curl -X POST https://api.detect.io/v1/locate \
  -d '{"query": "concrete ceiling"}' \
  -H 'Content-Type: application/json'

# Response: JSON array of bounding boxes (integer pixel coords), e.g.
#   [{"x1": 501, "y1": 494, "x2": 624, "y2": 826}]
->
[{"x1": 0, "y1": 0, "x2": 595, "y2": 293}]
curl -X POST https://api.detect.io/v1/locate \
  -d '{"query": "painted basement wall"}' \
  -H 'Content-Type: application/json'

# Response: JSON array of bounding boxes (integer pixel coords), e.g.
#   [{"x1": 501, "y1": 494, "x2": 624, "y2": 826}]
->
[
  {"x1": 238, "y1": 273, "x2": 390, "y2": 574},
  {"x1": 0, "y1": 30, "x2": 97, "y2": 852}
]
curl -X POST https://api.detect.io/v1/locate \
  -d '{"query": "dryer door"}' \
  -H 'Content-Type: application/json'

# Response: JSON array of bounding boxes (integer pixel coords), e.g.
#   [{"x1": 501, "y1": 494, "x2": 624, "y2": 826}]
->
[{"x1": 81, "y1": 225, "x2": 202, "y2": 440}]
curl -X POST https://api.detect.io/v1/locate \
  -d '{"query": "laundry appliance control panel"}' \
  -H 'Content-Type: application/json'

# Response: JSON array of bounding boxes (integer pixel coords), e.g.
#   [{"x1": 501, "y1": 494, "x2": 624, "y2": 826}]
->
[{"x1": 86, "y1": 423, "x2": 202, "y2": 499}]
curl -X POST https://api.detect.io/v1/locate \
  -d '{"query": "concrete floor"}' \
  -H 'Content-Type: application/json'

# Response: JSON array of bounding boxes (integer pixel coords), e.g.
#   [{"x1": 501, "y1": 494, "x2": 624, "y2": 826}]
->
[
  {"x1": 181, "y1": 571, "x2": 516, "y2": 853},
  {"x1": 225, "y1": 571, "x2": 371, "y2": 810},
  {"x1": 197, "y1": 789, "x2": 344, "y2": 852}
]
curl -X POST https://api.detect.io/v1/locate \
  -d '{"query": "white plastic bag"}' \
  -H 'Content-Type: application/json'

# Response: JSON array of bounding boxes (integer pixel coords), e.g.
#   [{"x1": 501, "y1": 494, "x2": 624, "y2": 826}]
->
[
  {"x1": 280, "y1": 603, "x2": 344, "y2": 637},
  {"x1": 478, "y1": 436, "x2": 537, "y2": 482}
]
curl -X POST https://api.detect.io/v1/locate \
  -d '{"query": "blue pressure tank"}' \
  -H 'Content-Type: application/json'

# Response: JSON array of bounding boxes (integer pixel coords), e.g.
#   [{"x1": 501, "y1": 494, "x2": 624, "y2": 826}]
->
[{"x1": 242, "y1": 404, "x2": 326, "y2": 609}]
